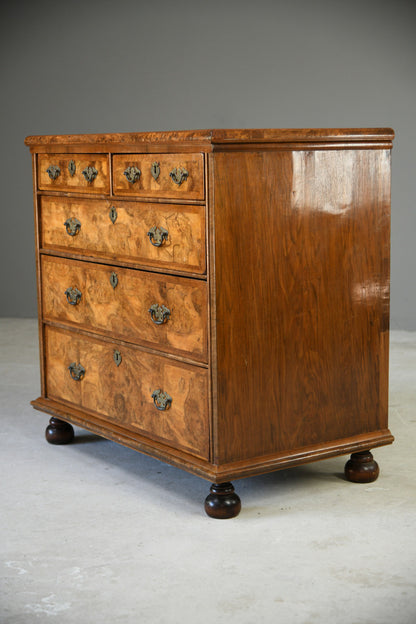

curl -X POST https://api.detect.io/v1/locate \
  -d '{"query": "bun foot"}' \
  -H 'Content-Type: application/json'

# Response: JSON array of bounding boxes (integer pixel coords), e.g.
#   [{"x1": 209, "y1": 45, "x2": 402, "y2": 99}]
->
[
  {"x1": 45, "y1": 417, "x2": 74, "y2": 445},
  {"x1": 344, "y1": 451, "x2": 379, "y2": 483},
  {"x1": 204, "y1": 482, "x2": 241, "y2": 519}
]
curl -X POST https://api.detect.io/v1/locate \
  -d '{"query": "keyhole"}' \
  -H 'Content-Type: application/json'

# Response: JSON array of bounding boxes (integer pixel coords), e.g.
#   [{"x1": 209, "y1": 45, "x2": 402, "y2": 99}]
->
[
  {"x1": 109, "y1": 207, "x2": 117, "y2": 224},
  {"x1": 110, "y1": 272, "x2": 118, "y2": 288}
]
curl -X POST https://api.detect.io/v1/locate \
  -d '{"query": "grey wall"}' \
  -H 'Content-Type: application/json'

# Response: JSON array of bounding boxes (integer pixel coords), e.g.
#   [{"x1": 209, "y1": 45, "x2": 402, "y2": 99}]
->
[{"x1": 1, "y1": 0, "x2": 415, "y2": 328}]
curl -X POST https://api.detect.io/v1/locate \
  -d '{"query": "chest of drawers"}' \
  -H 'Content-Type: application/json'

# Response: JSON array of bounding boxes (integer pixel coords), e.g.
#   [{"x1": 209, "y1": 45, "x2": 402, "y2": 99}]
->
[{"x1": 25, "y1": 128, "x2": 394, "y2": 518}]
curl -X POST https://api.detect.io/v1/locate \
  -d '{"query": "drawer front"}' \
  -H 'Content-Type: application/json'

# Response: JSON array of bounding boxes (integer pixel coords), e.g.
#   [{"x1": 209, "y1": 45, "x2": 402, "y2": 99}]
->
[
  {"x1": 38, "y1": 153, "x2": 109, "y2": 194},
  {"x1": 41, "y1": 256, "x2": 208, "y2": 362},
  {"x1": 112, "y1": 154, "x2": 204, "y2": 200},
  {"x1": 45, "y1": 326, "x2": 209, "y2": 459},
  {"x1": 40, "y1": 196, "x2": 206, "y2": 274}
]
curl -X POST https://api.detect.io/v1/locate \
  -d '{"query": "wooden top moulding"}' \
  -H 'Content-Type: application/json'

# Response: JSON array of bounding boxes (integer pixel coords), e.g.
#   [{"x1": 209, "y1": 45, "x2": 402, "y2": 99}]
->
[{"x1": 24, "y1": 127, "x2": 395, "y2": 151}]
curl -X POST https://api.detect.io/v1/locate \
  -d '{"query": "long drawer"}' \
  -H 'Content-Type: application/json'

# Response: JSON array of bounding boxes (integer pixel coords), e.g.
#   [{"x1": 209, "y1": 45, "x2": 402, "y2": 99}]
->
[
  {"x1": 39, "y1": 196, "x2": 206, "y2": 274},
  {"x1": 112, "y1": 153, "x2": 204, "y2": 200},
  {"x1": 41, "y1": 256, "x2": 208, "y2": 362},
  {"x1": 38, "y1": 153, "x2": 110, "y2": 194},
  {"x1": 44, "y1": 325, "x2": 209, "y2": 459}
]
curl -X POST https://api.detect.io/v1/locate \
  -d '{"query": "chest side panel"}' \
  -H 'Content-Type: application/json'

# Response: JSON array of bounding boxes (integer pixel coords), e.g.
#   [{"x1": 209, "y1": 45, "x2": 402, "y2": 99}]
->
[{"x1": 212, "y1": 148, "x2": 391, "y2": 463}]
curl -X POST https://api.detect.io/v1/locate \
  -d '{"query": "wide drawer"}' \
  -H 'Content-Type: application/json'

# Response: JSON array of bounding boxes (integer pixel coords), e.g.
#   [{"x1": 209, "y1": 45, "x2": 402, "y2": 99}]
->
[
  {"x1": 38, "y1": 153, "x2": 110, "y2": 194},
  {"x1": 44, "y1": 326, "x2": 209, "y2": 459},
  {"x1": 39, "y1": 196, "x2": 206, "y2": 274},
  {"x1": 112, "y1": 153, "x2": 204, "y2": 200},
  {"x1": 41, "y1": 256, "x2": 208, "y2": 362}
]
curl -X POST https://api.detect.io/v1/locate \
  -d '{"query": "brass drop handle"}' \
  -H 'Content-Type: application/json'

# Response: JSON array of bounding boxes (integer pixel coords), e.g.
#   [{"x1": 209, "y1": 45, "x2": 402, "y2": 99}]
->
[
  {"x1": 149, "y1": 304, "x2": 170, "y2": 325},
  {"x1": 64, "y1": 217, "x2": 81, "y2": 236},
  {"x1": 65, "y1": 287, "x2": 82, "y2": 306},
  {"x1": 147, "y1": 226, "x2": 168, "y2": 247},
  {"x1": 124, "y1": 166, "x2": 141, "y2": 184},
  {"x1": 46, "y1": 165, "x2": 61, "y2": 180},
  {"x1": 151, "y1": 389, "x2": 172, "y2": 411},
  {"x1": 169, "y1": 167, "x2": 188, "y2": 186},
  {"x1": 82, "y1": 166, "x2": 98, "y2": 183},
  {"x1": 68, "y1": 362, "x2": 85, "y2": 381}
]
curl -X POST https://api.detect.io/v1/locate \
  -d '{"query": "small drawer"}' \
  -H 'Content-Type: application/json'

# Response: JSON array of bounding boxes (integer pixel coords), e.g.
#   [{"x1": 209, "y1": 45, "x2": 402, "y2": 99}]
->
[
  {"x1": 38, "y1": 153, "x2": 110, "y2": 194},
  {"x1": 112, "y1": 153, "x2": 204, "y2": 200},
  {"x1": 41, "y1": 256, "x2": 208, "y2": 362},
  {"x1": 40, "y1": 196, "x2": 206, "y2": 274},
  {"x1": 44, "y1": 325, "x2": 209, "y2": 459}
]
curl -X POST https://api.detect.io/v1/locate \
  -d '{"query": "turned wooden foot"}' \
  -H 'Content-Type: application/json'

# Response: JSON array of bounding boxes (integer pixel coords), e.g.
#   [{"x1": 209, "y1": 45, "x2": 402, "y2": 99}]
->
[
  {"x1": 344, "y1": 451, "x2": 379, "y2": 483},
  {"x1": 204, "y1": 482, "x2": 241, "y2": 519},
  {"x1": 45, "y1": 417, "x2": 74, "y2": 445}
]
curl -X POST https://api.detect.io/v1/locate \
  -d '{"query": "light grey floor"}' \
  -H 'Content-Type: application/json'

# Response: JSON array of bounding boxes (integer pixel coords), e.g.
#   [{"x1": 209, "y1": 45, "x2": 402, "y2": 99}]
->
[{"x1": 1, "y1": 319, "x2": 415, "y2": 624}]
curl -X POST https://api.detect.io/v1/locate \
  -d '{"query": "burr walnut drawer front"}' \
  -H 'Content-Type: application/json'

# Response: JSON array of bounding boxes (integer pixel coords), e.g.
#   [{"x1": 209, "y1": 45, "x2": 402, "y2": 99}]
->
[
  {"x1": 41, "y1": 256, "x2": 208, "y2": 362},
  {"x1": 44, "y1": 325, "x2": 209, "y2": 459},
  {"x1": 37, "y1": 153, "x2": 110, "y2": 194},
  {"x1": 39, "y1": 196, "x2": 206, "y2": 274},
  {"x1": 112, "y1": 153, "x2": 204, "y2": 200}
]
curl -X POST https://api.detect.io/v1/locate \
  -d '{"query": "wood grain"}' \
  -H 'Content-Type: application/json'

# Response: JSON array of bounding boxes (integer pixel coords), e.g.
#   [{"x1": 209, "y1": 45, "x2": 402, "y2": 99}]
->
[
  {"x1": 25, "y1": 128, "x2": 394, "y2": 147},
  {"x1": 40, "y1": 196, "x2": 206, "y2": 274},
  {"x1": 212, "y1": 148, "x2": 392, "y2": 463},
  {"x1": 112, "y1": 154, "x2": 204, "y2": 199},
  {"x1": 38, "y1": 153, "x2": 109, "y2": 193},
  {"x1": 41, "y1": 256, "x2": 208, "y2": 361},
  {"x1": 44, "y1": 325, "x2": 209, "y2": 459}
]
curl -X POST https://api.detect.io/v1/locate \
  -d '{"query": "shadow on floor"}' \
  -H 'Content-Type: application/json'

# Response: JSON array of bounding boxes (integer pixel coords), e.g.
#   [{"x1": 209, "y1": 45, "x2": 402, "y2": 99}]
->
[{"x1": 59, "y1": 425, "x2": 350, "y2": 516}]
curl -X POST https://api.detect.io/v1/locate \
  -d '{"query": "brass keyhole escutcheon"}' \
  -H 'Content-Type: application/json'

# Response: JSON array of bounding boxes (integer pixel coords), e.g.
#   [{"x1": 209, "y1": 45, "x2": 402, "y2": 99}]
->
[
  {"x1": 68, "y1": 160, "x2": 76, "y2": 177},
  {"x1": 110, "y1": 271, "x2": 118, "y2": 289},
  {"x1": 113, "y1": 350, "x2": 122, "y2": 367},
  {"x1": 151, "y1": 161, "x2": 160, "y2": 181},
  {"x1": 109, "y1": 206, "x2": 117, "y2": 224}
]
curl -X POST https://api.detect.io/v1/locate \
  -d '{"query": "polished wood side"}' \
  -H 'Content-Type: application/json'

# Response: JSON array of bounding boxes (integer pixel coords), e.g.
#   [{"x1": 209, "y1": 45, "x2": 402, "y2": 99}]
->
[
  {"x1": 37, "y1": 153, "x2": 109, "y2": 193},
  {"x1": 41, "y1": 256, "x2": 208, "y2": 361},
  {"x1": 212, "y1": 148, "x2": 392, "y2": 463},
  {"x1": 40, "y1": 196, "x2": 206, "y2": 274},
  {"x1": 112, "y1": 153, "x2": 204, "y2": 199},
  {"x1": 44, "y1": 325, "x2": 209, "y2": 459}
]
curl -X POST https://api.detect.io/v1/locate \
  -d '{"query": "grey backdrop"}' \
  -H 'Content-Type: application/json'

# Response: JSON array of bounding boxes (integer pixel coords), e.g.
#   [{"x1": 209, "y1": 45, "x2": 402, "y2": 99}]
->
[{"x1": 1, "y1": 0, "x2": 415, "y2": 328}]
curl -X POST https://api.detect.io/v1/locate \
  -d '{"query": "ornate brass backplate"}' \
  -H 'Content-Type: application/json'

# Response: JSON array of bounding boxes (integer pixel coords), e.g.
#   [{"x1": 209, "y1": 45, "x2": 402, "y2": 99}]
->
[
  {"x1": 169, "y1": 167, "x2": 188, "y2": 185},
  {"x1": 46, "y1": 165, "x2": 60, "y2": 180},
  {"x1": 147, "y1": 226, "x2": 168, "y2": 247},
  {"x1": 123, "y1": 165, "x2": 141, "y2": 184},
  {"x1": 82, "y1": 166, "x2": 98, "y2": 183},
  {"x1": 68, "y1": 362, "x2": 85, "y2": 381},
  {"x1": 151, "y1": 389, "x2": 172, "y2": 411},
  {"x1": 148, "y1": 303, "x2": 171, "y2": 325},
  {"x1": 64, "y1": 217, "x2": 81, "y2": 236}
]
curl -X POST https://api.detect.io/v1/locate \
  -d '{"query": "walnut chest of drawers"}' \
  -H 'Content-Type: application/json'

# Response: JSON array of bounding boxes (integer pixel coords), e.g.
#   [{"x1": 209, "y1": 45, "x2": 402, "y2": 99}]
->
[{"x1": 25, "y1": 128, "x2": 395, "y2": 518}]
